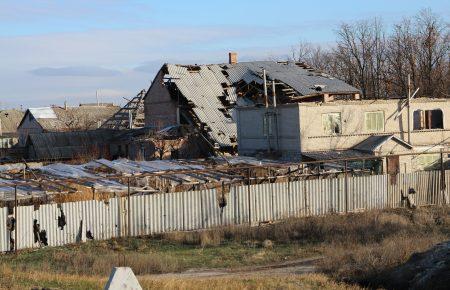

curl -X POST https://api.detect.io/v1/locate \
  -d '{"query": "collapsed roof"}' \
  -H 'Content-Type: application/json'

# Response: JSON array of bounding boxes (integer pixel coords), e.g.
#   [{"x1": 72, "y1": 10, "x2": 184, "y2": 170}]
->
[
  {"x1": 101, "y1": 90, "x2": 146, "y2": 130},
  {"x1": 147, "y1": 61, "x2": 360, "y2": 151}
]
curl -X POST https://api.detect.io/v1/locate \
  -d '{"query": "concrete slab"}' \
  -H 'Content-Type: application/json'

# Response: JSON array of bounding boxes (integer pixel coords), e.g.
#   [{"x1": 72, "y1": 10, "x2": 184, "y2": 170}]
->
[{"x1": 104, "y1": 267, "x2": 142, "y2": 290}]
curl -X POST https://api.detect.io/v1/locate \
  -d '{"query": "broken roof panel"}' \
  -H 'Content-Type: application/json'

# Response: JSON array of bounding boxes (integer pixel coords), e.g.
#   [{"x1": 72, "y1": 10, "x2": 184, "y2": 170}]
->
[
  {"x1": 166, "y1": 64, "x2": 237, "y2": 147},
  {"x1": 88, "y1": 158, "x2": 204, "y2": 174},
  {"x1": 225, "y1": 61, "x2": 360, "y2": 96},
  {"x1": 151, "y1": 61, "x2": 360, "y2": 150}
]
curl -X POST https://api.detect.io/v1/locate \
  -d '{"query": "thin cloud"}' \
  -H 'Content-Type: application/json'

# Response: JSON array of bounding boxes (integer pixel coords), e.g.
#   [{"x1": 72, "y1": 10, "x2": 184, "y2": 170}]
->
[
  {"x1": 134, "y1": 61, "x2": 165, "y2": 73},
  {"x1": 29, "y1": 66, "x2": 122, "y2": 77}
]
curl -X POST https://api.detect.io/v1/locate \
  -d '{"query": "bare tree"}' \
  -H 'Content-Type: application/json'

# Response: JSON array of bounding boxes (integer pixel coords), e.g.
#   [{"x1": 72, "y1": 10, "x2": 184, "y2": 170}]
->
[
  {"x1": 289, "y1": 9, "x2": 449, "y2": 99},
  {"x1": 386, "y1": 9, "x2": 449, "y2": 98},
  {"x1": 333, "y1": 18, "x2": 387, "y2": 98}
]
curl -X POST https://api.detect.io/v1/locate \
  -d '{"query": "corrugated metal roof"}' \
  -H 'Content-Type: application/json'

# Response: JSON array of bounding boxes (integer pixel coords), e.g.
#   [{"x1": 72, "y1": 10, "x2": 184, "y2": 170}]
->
[
  {"x1": 353, "y1": 135, "x2": 413, "y2": 153},
  {"x1": 225, "y1": 61, "x2": 360, "y2": 96},
  {"x1": 302, "y1": 149, "x2": 374, "y2": 160},
  {"x1": 167, "y1": 64, "x2": 237, "y2": 147},
  {"x1": 157, "y1": 61, "x2": 360, "y2": 149}
]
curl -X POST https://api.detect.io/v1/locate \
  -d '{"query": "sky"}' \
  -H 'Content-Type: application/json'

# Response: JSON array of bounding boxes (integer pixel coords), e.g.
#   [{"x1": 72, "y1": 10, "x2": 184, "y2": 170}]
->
[{"x1": 0, "y1": 0, "x2": 448, "y2": 109}]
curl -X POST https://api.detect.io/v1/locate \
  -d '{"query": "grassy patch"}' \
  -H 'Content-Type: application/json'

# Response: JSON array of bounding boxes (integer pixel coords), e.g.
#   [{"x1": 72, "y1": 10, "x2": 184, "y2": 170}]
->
[{"x1": 0, "y1": 238, "x2": 313, "y2": 276}]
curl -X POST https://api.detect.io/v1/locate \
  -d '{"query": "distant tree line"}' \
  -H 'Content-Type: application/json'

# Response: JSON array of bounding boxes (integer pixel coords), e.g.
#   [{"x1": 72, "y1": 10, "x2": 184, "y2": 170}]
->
[{"x1": 290, "y1": 9, "x2": 449, "y2": 99}]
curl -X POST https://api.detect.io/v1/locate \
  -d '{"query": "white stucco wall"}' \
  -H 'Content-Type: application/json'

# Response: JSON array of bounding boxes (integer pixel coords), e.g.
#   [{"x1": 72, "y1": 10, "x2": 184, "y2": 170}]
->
[
  {"x1": 299, "y1": 98, "x2": 450, "y2": 152},
  {"x1": 237, "y1": 98, "x2": 450, "y2": 161}
]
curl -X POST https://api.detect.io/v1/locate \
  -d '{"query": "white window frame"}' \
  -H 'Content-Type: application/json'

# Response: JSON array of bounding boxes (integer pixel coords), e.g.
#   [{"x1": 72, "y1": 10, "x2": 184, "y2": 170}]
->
[
  {"x1": 322, "y1": 112, "x2": 342, "y2": 135},
  {"x1": 365, "y1": 111, "x2": 385, "y2": 132}
]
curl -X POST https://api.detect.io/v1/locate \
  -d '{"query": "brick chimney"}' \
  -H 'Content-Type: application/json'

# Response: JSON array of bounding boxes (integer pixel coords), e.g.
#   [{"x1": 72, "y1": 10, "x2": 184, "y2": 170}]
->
[{"x1": 228, "y1": 52, "x2": 238, "y2": 64}]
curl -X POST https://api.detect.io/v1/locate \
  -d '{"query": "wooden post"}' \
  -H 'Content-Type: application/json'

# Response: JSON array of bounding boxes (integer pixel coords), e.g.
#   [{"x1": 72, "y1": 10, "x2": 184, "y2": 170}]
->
[
  {"x1": 247, "y1": 168, "x2": 251, "y2": 226},
  {"x1": 440, "y1": 150, "x2": 447, "y2": 205},
  {"x1": 127, "y1": 177, "x2": 131, "y2": 237},
  {"x1": 344, "y1": 160, "x2": 349, "y2": 213},
  {"x1": 14, "y1": 184, "x2": 17, "y2": 254}
]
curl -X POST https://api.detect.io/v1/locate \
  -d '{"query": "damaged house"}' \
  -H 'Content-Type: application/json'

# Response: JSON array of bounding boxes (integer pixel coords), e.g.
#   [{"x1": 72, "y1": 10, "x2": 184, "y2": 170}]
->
[
  {"x1": 143, "y1": 53, "x2": 360, "y2": 154},
  {"x1": 17, "y1": 104, "x2": 120, "y2": 145},
  {"x1": 237, "y1": 97, "x2": 450, "y2": 173},
  {"x1": 22, "y1": 93, "x2": 208, "y2": 161}
]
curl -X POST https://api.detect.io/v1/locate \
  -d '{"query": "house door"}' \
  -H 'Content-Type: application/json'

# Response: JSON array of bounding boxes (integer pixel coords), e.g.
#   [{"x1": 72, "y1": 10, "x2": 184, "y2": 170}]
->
[{"x1": 386, "y1": 155, "x2": 400, "y2": 184}]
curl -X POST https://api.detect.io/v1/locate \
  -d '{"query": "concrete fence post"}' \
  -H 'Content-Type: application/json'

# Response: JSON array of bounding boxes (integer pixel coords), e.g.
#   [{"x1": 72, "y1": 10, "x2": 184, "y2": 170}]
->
[{"x1": 344, "y1": 160, "x2": 349, "y2": 213}]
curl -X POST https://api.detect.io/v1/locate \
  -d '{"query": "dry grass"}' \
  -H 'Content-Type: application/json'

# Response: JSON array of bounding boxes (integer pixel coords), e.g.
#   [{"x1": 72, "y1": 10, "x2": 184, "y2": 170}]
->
[
  {"x1": 316, "y1": 207, "x2": 449, "y2": 287},
  {"x1": 0, "y1": 206, "x2": 448, "y2": 289},
  {"x1": 0, "y1": 266, "x2": 362, "y2": 290},
  {"x1": 161, "y1": 206, "x2": 449, "y2": 287},
  {"x1": 163, "y1": 206, "x2": 449, "y2": 246},
  {"x1": 139, "y1": 274, "x2": 362, "y2": 290},
  {"x1": 33, "y1": 244, "x2": 182, "y2": 276}
]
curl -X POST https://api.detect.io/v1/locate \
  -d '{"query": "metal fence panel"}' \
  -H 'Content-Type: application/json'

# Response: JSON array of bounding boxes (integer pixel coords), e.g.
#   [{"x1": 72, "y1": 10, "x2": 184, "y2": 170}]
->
[
  {"x1": 15, "y1": 205, "x2": 32, "y2": 250},
  {"x1": 252, "y1": 183, "x2": 273, "y2": 222},
  {"x1": 272, "y1": 182, "x2": 290, "y2": 220},
  {"x1": 0, "y1": 207, "x2": 8, "y2": 252},
  {"x1": 288, "y1": 180, "x2": 304, "y2": 217},
  {"x1": 1, "y1": 170, "x2": 448, "y2": 253},
  {"x1": 234, "y1": 185, "x2": 250, "y2": 225},
  {"x1": 201, "y1": 189, "x2": 220, "y2": 228}
]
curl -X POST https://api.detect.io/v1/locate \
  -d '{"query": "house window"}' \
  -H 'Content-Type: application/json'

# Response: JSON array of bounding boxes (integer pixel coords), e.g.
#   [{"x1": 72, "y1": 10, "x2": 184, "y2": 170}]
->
[
  {"x1": 413, "y1": 109, "x2": 443, "y2": 130},
  {"x1": 322, "y1": 113, "x2": 342, "y2": 135},
  {"x1": 415, "y1": 154, "x2": 440, "y2": 170},
  {"x1": 365, "y1": 111, "x2": 384, "y2": 132},
  {"x1": 263, "y1": 114, "x2": 275, "y2": 137}
]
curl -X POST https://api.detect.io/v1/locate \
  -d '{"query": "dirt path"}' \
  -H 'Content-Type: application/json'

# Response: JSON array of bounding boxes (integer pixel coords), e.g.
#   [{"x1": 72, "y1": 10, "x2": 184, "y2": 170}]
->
[{"x1": 141, "y1": 256, "x2": 322, "y2": 279}]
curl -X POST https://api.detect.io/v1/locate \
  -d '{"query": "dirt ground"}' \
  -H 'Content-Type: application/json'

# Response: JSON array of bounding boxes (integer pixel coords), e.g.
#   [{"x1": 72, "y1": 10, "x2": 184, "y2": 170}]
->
[{"x1": 142, "y1": 256, "x2": 321, "y2": 280}]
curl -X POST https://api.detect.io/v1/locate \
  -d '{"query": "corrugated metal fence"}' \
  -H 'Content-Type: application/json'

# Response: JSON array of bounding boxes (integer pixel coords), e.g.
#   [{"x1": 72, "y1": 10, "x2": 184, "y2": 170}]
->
[{"x1": 1, "y1": 170, "x2": 448, "y2": 252}]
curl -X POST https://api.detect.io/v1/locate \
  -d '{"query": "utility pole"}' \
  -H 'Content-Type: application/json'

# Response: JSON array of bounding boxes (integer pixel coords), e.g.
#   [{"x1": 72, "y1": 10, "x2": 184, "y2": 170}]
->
[
  {"x1": 272, "y1": 80, "x2": 279, "y2": 151},
  {"x1": 272, "y1": 80, "x2": 277, "y2": 108},
  {"x1": 263, "y1": 69, "x2": 270, "y2": 152},
  {"x1": 263, "y1": 69, "x2": 268, "y2": 108}
]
